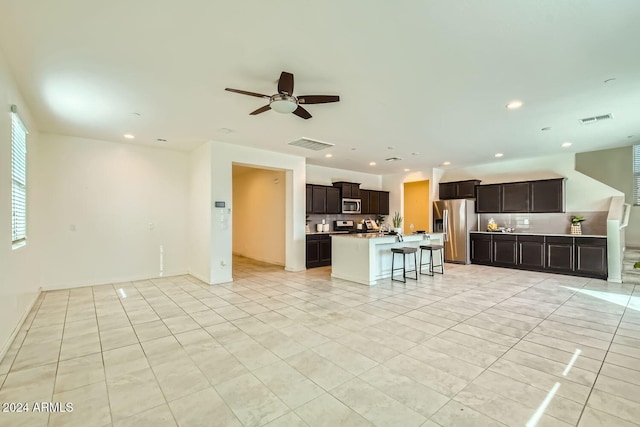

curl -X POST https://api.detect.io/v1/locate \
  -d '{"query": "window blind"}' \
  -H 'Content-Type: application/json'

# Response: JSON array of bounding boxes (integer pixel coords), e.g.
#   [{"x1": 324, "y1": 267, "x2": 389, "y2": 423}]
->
[
  {"x1": 11, "y1": 110, "x2": 27, "y2": 246},
  {"x1": 634, "y1": 145, "x2": 640, "y2": 206}
]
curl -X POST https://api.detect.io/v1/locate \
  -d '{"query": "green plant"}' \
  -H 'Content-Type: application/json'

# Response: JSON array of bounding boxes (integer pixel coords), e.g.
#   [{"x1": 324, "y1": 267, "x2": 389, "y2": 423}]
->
[
  {"x1": 392, "y1": 212, "x2": 403, "y2": 228},
  {"x1": 634, "y1": 262, "x2": 640, "y2": 269},
  {"x1": 376, "y1": 215, "x2": 386, "y2": 225},
  {"x1": 571, "y1": 215, "x2": 586, "y2": 225}
]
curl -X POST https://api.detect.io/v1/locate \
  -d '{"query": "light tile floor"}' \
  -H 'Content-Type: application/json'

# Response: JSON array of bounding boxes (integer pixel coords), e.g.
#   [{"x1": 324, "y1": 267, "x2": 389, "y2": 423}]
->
[{"x1": 0, "y1": 256, "x2": 639, "y2": 427}]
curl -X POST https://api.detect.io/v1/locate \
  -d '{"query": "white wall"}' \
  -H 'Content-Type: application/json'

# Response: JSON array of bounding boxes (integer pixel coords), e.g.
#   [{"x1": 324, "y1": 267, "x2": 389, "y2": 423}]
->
[
  {"x1": 0, "y1": 49, "x2": 41, "y2": 357},
  {"x1": 306, "y1": 164, "x2": 382, "y2": 190},
  {"x1": 232, "y1": 167, "x2": 286, "y2": 265},
  {"x1": 438, "y1": 153, "x2": 622, "y2": 211},
  {"x1": 188, "y1": 142, "x2": 212, "y2": 283},
  {"x1": 37, "y1": 134, "x2": 190, "y2": 289},
  {"x1": 207, "y1": 141, "x2": 306, "y2": 284}
]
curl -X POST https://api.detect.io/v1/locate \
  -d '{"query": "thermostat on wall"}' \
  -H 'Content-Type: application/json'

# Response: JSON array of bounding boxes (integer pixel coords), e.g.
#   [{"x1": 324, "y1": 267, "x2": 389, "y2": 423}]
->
[{"x1": 214, "y1": 201, "x2": 225, "y2": 208}]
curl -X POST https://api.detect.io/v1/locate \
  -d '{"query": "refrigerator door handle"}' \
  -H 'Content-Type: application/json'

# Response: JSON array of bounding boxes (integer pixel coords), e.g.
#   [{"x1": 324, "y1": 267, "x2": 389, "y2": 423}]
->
[{"x1": 443, "y1": 209, "x2": 449, "y2": 241}]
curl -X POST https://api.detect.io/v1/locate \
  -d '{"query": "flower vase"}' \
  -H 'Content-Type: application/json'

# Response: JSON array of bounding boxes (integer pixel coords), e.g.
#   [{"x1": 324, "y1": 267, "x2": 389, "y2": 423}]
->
[{"x1": 570, "y1": 224, "x2": 582, "y2": 235}]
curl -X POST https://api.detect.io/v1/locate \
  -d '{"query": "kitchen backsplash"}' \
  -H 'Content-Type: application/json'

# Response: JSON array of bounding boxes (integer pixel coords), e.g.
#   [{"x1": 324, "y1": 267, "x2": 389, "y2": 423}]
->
[
  {"x1": 307, "y1": 213, "x2": 387, "y2": 231},
  {"x1": 478, "y1": 211, "x2": 608, "y2": 235}
]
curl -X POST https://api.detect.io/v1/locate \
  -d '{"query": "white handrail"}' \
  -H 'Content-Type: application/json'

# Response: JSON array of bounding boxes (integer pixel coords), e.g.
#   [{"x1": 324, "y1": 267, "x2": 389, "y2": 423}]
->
[{"x1": 621, "y1": 203, "x2": 631, "y2": 229}]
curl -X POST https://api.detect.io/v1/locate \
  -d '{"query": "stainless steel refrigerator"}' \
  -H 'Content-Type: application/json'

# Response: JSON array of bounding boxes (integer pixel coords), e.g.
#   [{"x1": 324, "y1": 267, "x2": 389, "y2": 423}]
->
[{"x1": 433, "y1": 199, "x2": 477, "y2": 264}]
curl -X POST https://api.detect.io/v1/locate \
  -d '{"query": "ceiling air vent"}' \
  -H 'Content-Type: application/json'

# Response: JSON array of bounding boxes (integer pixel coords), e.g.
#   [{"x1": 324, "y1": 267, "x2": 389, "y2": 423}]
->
[
  {"x1": 288, "y1": 137, "x2": 334, "y2": 151},
  {"x1": 579, "y1": 113, "x2": 613, "y2": 124},
  {"x1": 385, "y1": 157, "x2": 403, "y2": 162}
]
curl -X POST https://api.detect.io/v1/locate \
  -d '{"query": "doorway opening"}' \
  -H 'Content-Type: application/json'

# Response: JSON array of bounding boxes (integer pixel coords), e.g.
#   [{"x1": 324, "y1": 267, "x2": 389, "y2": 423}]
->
[
  {"x1": 232, "y1": 164, "x2": 286, "y2": 276},
  {"x1": 403, "y1": 180, "x2": 430, "y2": 234}
]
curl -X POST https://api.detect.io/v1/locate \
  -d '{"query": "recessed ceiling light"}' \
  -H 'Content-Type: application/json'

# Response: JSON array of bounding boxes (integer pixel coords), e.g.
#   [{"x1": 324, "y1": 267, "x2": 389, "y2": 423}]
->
[
  {"x1": 404, "y1": 168, "x2": 410, "y2": 172},
  {"x1": 541, "y1": 127, "x2": 551, "y2": 131},
  {"x1": 124, "y1": 134, "x2": 135, "y2": 139},
  {"x1": 369, "y1": 162, "x2": 376, "y2": 166},
  {"x1": 506, "y1": 100, "x2": 523, "y2": 109},
  {"x1": 325, "y1": 153, "x2": 333, "y2": 158},
  {"x1": 561, "y1": 142, "x2": 572, "y2": 148},
  {"x1": 443, "y1": 161, "x2": 451, "y2": 166},
  {"x1": 495, "y1": 153, "x2": 504, "y2": 158}
]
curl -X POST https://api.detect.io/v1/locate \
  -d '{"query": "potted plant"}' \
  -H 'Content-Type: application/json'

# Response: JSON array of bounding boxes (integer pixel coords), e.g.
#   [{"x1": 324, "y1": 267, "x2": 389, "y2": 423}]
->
[
  {"x1": 392, "y1": 211, "x2": 403, "y2": 234},
  {"x1": 570, "y1": 215, "x2": 585, "y2": 235}
]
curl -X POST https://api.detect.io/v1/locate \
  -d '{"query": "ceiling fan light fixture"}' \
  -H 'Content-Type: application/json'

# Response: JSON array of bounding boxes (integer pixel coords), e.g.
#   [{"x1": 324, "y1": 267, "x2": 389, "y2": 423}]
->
[{"x1": 270, "y1": 94, "x2": 298, "y2": 113}]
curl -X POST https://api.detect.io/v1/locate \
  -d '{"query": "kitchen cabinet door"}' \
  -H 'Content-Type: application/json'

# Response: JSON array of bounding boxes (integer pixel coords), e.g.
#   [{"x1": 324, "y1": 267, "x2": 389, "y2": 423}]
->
[
  {"x1": 360, "y1": 190, "x2": 370, "y2": 214},
  {"x1": 546, "y1": 236, "x2": 574, "y2": 273},
  {"x1": 370, "y1": 191, "x2": 380, "y2": 214},
  {"x1": 575, "y1": 238, "x2": 607, "y2": 278},
  {"x1": 306, "y1": 185, "x2": 313, "y2": 213},
  {"x1": 439, "y1": 182, "x2": 456, "y2": 200},
  {"x1": 456, "y1": 180, "x2": 480, "y2": 198},
  {"x1": 378, "y1": 191, "x2": 389, "y2": 215},
  {"x1": 475, "y1": 185, "x2": 501, "y2": 213},
  {"x1": 492, "y1": 234, "x2": 517, "y2": 266},
  {"x1": 312, "y1": 186, "x2": 327, "y2": 213},
  {"x1": 501, "y1": 182, "x2": 529, "y2": 212},
  {"x1": 517, "y1": 235, "x2": 545, "y2": 269},
  {"x1": 326, "y1": 187, "x2": 341, "y2": 214},
  {"x1": 350, "y1": 183, "x2": 360, "y2": 198},
  {"x1": 306, "y1": 235, "x2": 332, "y2": 268},
  {"x1": 306, "y1": 240, "x2": 320, "y2": 268},
  {"x1": 530, "y1": 179, "x2": 565, "y2": 213},
  {"x1": 470, "y1": 234, "x2": 492, "y2": 264},
  {"x1": 319, "y1": 238, "x2": 332, "y2": 264}
]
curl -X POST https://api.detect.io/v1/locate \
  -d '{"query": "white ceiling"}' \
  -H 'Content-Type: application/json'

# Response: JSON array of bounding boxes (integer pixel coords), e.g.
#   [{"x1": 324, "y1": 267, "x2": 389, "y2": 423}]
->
[{"x1": 1, "y1": 1, "x2": 639, "y2": 174}]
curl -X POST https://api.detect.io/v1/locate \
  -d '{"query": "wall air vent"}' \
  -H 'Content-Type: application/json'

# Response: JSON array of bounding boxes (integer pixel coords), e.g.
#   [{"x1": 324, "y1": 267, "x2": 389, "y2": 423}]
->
[
  {"x1": 579, "y1": 113, "x2": 613, "y2": 124},
  {"x1": 385, "y1": 157, "x2": 403, "y2": 162},
  {"x1": 288, "y1": 137, "x2": 334, "y2": 151}
]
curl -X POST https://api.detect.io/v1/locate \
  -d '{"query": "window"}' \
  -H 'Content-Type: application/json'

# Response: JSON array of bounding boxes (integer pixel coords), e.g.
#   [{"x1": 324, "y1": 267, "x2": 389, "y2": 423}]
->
[
  {"x1": 635, "y1": 145, "x2": 640, "y2": 206},
  {"x1": 11, "y1": 105, "x2": 27, "y2": 247}
]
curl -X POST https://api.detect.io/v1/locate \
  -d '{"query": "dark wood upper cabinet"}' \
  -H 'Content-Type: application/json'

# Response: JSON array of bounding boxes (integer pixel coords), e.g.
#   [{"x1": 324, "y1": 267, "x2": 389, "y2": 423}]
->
[
  {"x1": 360, "y1": 189, "x2": 370, "y2": 214},
  {"x1": 369, "y1": 191, "x2": 379, "y2": 214},
  {"x1": 475, "y1": 178, "x2": 565, "y2": 213},
  {"x1": 378, "y1": 191, "x2": 390, "y2": 215},
  {"x1": 326, "y1": 187, "x2": 341, "y2": 214},
  {"x1": 501, "y1": 182, "x2": 530, "y2": 212},
  {"x1": 439, "y1": 180, "x2": 481, "y2": 199},
  {"x1": 475, "y1": 185, "x2": 501, "y2": 213},
  {"x1": 530, "y1": 179, "x2": 565, "y2": 213},
  {"x1": 311, "y1": 186, "x2": 327, "y2": 213},
  {"x1": 306, "y1": 185, "x2": 313, "y2": 213},
  {"x1": 333, "y1": 182, "x2": 360, "y2": 199}
]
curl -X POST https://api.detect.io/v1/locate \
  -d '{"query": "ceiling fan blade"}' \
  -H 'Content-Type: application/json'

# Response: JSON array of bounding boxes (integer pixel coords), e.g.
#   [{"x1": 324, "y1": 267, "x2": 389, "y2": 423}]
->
[
  {"x1": 298, "y1": 95, "x2": 340, "y2": 104},
  {"x1": 250, "y1": 105, "x2": 271, "y2": 115},
  {"x1": 278, "y1": 72, "x2": 294, "y2": 95},
  {"x1": 225, "y1": 88, "x2": 271, "y2": 99},
  {"x1": 292, "y1": 106, "x2": 312, "y2": 120}
]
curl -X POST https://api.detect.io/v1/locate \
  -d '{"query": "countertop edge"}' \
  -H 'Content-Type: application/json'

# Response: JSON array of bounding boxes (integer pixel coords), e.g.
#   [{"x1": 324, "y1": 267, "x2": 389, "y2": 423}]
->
[{"x1": 470, "y1": 231, "x2": 606, "y2": 238}]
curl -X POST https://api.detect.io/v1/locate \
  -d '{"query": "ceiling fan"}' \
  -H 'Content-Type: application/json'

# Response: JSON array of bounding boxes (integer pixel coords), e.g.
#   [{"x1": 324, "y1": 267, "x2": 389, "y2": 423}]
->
[{"x1": 225, "y1": 71, "x2": 340, "y2": 119}]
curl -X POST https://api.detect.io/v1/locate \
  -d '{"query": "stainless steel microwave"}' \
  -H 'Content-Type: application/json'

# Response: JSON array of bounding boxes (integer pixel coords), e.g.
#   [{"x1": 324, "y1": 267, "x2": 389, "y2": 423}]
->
[{"x1": 342, "y1": 198, "x2": 361, "y2": 214}]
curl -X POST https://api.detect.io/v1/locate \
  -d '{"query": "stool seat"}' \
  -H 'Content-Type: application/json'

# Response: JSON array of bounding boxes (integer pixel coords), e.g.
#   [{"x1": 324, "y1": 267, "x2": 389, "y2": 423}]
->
[
  {"x1": 392, "y1": 247, "x2": 417, "y2": 254},
  {"x1": 420, "y1": 244, "x2": 444, "y2": 250}
]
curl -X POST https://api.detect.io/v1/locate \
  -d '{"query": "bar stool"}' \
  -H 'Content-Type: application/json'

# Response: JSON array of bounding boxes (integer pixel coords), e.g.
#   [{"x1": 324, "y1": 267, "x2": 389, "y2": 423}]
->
[
  {"x1": 419, "y1": 244, "x2": 445, "y2": 276},
  {"x1": 391, "y1": 247, "x2": 418, "y2": 283}
]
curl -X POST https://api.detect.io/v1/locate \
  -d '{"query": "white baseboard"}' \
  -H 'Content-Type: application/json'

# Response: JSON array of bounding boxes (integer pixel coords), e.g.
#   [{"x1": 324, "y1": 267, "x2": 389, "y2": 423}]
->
[
  {"x1": 0, "y1": 288, "x2": 42, "y2": 364},
  {"x1": 41, "y1": 270, "x2": 190, "y2": 291}
]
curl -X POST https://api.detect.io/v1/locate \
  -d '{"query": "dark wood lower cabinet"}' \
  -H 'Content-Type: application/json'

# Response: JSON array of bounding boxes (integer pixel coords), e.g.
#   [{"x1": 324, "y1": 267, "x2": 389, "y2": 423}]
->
[
  {"x1": 470, "y1": 234, "x2": 492, "y2": 264},
  {"x1": 306, "y1": 234, "x2": 332, "y2": 268},
  {"x1": 470, "y1": 233, "x2": 607, "y2": 279},
  {"x1": 492, "y1": 235, "x2": 517, "y2": 266},
  {"x1": 517, "y1": 235, "x2": 545, "y2": 269}
]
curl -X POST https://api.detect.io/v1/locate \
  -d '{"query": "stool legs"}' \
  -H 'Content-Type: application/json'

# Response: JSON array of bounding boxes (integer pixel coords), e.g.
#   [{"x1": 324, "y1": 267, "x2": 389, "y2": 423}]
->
[
  {"x1": 419, "y1": 247, "x2": 433, "y2": 276},
  {"x1": 432, "y1": 248, "x2": 444, "y2": 274},
  {"x1": 391, "y1": 251, "x2": 418, "y2": 283}
]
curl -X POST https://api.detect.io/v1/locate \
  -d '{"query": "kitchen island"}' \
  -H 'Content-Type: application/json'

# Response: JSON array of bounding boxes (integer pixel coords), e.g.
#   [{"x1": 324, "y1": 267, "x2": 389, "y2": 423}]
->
[{"x1": 331, "y1": 233, "x2": 443, "y2": 286}]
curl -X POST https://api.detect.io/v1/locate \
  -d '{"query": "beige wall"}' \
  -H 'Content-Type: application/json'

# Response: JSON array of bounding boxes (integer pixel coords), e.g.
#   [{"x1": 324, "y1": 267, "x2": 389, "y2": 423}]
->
[
  {"x1": 232, "y1": 165, "x2": 286, "y2": 265},
  {"x1": 403, "y1": 180, "x2": 430, "y2": 233},
  {"x1": 576, "y1": 145, "x2": 639, "y2": 246}
]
